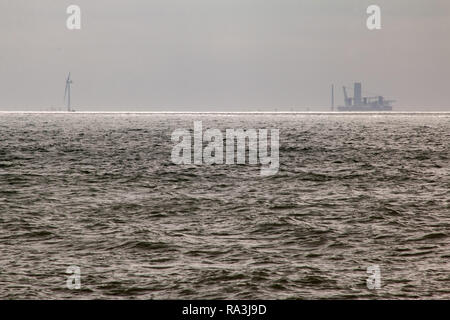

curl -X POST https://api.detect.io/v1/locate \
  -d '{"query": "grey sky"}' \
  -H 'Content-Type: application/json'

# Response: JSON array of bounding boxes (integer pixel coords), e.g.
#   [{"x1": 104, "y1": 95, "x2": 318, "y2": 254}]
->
[{"x1": 1, "y1": 0, "x2": 449, "y2": 111}]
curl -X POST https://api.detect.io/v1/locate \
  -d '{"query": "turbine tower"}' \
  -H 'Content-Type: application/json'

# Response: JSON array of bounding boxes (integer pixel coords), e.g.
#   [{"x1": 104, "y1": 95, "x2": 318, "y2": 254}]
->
[
  {"x1": 331, "y1": 84, "x2": 334, "y2": 111},
  {"x1": 64, "y1": 73, "x2": 73, "y2": 112}
]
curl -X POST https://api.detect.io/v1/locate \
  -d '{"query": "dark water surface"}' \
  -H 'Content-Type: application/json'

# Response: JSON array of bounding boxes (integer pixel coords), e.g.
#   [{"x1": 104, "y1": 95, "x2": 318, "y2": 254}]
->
[{"x1": 0, "y1": 113, "x2": 449, "y2": 299}]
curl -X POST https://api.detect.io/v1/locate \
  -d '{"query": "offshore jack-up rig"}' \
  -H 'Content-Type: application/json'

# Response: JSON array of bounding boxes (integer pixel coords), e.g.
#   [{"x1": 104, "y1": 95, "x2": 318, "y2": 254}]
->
[{"x1": 332, "y1": 82, "x2": 394, "y2": 111}]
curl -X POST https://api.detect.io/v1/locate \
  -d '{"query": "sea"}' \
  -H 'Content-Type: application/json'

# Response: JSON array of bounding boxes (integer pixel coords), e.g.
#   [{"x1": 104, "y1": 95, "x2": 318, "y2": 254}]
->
[{"x1": 0, "y1": 112, "x2": 449, "y2": 299}]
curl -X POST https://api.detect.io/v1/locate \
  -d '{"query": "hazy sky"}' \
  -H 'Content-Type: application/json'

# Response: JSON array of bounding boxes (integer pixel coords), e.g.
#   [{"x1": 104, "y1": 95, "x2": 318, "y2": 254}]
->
[{"x1": 1, "y1": 0, "x2": 450, "y2": 111}]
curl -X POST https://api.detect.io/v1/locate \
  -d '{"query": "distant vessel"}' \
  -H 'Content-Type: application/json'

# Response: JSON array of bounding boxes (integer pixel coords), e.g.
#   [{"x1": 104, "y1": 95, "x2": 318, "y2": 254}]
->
[
  {"x1": 64, "y1": 73, "x2": 76, "y2": 112},
  {"x1": 335, "y1": 82, "x2": 394, "y2": 111}
]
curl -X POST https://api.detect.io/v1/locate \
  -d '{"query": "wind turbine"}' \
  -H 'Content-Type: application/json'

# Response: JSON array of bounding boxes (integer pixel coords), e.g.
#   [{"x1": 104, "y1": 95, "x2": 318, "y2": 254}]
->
[{"x1": 64, "y1": 72, "x2": 74, "y2": 112}]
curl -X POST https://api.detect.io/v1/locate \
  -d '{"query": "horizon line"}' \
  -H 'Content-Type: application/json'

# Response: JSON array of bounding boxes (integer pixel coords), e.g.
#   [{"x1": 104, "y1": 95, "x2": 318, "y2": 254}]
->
[{"x1": 1, "y1": 111, "x2": 450, "y2": 115}]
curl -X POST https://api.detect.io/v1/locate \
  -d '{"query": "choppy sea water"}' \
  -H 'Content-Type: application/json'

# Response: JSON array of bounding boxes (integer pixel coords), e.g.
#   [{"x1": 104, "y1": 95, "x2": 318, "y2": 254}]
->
[{"x1": 0, "y1": 113, "x2": 449, "y2": 299}]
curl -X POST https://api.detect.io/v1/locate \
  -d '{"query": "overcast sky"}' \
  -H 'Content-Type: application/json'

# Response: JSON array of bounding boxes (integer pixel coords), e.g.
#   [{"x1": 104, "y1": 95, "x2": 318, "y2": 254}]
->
[{"x1": 1, "y1": 0, "x2": 449, "y2": 111}]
